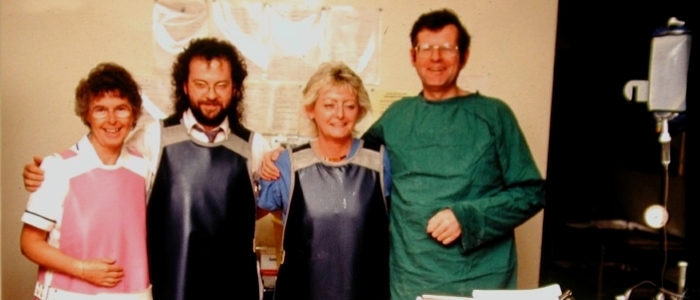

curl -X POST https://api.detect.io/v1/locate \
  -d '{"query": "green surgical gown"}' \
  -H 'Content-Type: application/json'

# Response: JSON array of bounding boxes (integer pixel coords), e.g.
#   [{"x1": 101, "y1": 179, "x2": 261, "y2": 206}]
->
[{"x1": 363, "y1": 93, "x2": 545, "y2": 300}]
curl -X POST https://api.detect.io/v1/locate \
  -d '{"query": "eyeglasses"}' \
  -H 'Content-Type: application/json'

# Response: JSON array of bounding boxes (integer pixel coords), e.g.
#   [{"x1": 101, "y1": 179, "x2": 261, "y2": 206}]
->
[
  {"x1": 414, "y1": 43, "x2": 459, "y2": 57},
  {"x1": 90, "y1": 106, "x2": 132, "y2": 119},
  {"x1": 191, "y1": 80, "x2": 231, "y2": 95}
]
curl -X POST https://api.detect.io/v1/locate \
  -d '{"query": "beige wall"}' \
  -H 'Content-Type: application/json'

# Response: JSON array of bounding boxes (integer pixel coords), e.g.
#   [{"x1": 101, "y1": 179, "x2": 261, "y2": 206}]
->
[{"x1": 0, "y1": 1, "x2": 557, "y2": 299}]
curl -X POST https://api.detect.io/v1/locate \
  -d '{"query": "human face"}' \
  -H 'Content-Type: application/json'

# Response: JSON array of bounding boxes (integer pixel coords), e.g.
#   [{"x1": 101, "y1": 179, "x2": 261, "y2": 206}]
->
[
  {"x1": 307, "y1": 85, "x2": 360, "y2": 142},
  {"x1": 184, "y1": 57, "x2": 234, "y2": 128},
  {"x1": 86, "y1": 94, "x2": 134, "y2": 153},
  {"x1": 411, "y1": 24, "x2": 469, "y2": 99}
]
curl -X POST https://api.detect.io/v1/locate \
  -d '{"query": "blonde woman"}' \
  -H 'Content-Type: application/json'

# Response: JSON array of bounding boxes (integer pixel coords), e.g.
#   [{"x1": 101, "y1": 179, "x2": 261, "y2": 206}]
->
[{"x1": 258, "y1": 62, "x2": 391, "y2": 300}]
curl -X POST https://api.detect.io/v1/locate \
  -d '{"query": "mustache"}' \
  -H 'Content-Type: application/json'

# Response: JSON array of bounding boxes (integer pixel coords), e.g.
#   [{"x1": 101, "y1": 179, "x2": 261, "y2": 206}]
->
[{"x1": 199, "y1": 101, "x2": 222, "y2": 106}]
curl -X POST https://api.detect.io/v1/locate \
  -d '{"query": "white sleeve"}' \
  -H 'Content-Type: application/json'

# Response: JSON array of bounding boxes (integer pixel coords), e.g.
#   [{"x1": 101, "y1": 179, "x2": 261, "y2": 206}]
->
[
  {"x1": 249, "y1": 132, "x2": 272, "y2": 182},
  {"x1": 128, "y1": 120, "x2": 161, "y2": 193},
  {"x1": 21, "y1": 155, "x2": 70, "y2": 231}
]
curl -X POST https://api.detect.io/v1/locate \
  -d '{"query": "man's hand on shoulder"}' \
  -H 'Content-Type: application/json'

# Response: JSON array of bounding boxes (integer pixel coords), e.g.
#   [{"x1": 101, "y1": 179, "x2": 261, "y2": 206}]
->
[
  {"x1": 260, "y1": 147, "x2": 284, "y2": 180},
  {"x1": 426, "y1": 208, "x2": 462, "y2": 245},
  {"x1": 23, "y1": 156, "x2": 45, "y2": 192}
]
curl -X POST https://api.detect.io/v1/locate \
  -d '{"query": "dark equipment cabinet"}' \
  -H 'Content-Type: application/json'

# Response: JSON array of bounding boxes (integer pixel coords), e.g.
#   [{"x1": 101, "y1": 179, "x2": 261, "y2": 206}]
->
[{"x1": 539, "y1": 1, "x2": 696, "y2": 299}]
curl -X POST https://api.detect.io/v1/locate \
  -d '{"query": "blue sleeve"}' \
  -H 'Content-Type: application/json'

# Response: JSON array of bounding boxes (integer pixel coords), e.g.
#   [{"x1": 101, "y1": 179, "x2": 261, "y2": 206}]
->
[{"x1": 258, "y1": 150, "x2": 292, "y2": 218}]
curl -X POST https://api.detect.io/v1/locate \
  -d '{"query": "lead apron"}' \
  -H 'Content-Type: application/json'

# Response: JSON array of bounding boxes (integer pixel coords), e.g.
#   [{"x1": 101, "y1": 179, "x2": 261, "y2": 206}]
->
[
  {"x1": 147, "y1": 118, "x2": 258, "y2": 300},
  {"x1": 274, "y1": 142, "x2": 389, "y2": 300}
]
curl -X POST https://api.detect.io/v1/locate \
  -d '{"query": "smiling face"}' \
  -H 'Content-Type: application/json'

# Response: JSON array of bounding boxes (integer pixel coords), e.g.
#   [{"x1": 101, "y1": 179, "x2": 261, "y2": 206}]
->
[
  {"x1": 86, "y1": 94, "x2": 134, "y2": 154},
  {"x1": 184, "y1": 57, "x2": 234, "y2": 128},
  {"x1": 307, "y1": 84, "x2": 360, "y2": 142},
  {"x1": 411, "y1": 24, "x2": 469, "y2": 100}
]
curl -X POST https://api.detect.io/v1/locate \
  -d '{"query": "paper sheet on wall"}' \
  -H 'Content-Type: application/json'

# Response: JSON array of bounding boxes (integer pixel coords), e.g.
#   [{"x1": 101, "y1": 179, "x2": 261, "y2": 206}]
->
[
  {"x1": 242, "y1": 81, "x2": 304, "y2": 136},
  {"x1": 152, "y1": 1, "x2": 209, "y2": 74},
  {"x1": 366, "y1": 89, "x2": 414, "y2": 120},
  {"x1": 134, "y1": 74, "x2": 171, "y2": 124},
  {"x1": 326, "y1": 7, "x2": 382, "y2": 85},
  {"x1": 210, "y1": 1, "x2": 269, "y2": 79},
  {"x1": 265, "y1": 5, "x2": 326, "y2": 82},
  {"x1": 152, "y1": 1, "x2": 383, "y2": 137}
]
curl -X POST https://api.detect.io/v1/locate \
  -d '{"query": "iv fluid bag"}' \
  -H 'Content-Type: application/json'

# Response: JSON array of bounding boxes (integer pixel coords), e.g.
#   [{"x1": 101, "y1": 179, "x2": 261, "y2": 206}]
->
[{"x1": 648, "y1": 23, "x2": 691, "y2": 112}]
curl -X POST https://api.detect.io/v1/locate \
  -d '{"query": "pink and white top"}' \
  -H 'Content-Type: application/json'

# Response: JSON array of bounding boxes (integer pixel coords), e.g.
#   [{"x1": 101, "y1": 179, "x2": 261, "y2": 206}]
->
[{"x1": 22, "y1": 134, "x2": 150, "y2": 295}]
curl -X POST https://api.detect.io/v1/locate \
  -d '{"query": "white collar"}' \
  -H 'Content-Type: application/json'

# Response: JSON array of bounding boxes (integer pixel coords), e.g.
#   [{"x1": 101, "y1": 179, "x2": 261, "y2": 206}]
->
[
  {"x1": 182, "y1": 108, "x2": 231, "y2": 136},
  {"x1": 78, "y1": 134, "x2": 131, "y2": 168}
]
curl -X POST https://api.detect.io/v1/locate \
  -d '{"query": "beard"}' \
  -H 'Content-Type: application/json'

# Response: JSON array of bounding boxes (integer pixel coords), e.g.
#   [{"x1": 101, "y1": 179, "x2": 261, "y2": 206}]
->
[{"x1": 190, "y1": 102, "x2": 228, "y2": 127}]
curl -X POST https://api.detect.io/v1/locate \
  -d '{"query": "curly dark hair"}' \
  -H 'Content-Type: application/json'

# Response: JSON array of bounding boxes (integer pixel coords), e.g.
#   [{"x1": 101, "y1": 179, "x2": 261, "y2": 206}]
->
[
  {"x1": 410, "y1": 8, "x2": 471, "y2": 63},
  {"x1": 171, "y1": 38, "x2": 248, "y2": 129},
  {"x1": 75, "y1": 62, "x2": 142, "y2": 128}
]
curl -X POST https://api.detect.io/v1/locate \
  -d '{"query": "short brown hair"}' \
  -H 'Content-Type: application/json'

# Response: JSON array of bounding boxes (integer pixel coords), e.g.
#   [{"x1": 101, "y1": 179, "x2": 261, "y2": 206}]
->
[
  {"x1": 75, "y1": 63, "x2": 142, "y2": 128},
  {"x1": 410, "y1": 8, "x2": 471, "y2": 63}
]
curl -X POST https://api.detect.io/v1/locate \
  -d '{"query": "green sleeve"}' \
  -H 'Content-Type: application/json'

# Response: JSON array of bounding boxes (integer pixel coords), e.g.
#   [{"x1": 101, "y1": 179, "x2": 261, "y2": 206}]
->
[{"x1": 450, "y1": 103, "x2": 545, "y2": 252}]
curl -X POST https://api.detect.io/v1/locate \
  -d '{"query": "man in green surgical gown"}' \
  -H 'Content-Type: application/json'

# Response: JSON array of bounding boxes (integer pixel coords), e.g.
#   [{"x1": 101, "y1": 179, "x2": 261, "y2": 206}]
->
[{"x1": 362, "y1": 9, "x2": 545, "y2": 300}]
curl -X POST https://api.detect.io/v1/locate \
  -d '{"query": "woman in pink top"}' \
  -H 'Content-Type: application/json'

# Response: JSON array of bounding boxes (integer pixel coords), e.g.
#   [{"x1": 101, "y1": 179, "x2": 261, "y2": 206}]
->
[{"x1": 20, "y1": 63, "x2": 151, "y2": 300}]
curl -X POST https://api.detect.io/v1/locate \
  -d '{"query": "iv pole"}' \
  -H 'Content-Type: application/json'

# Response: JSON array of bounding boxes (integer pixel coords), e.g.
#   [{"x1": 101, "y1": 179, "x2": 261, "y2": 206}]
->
[{"x1": 622, "y1": 17, "x2": 691, "y2": 300}]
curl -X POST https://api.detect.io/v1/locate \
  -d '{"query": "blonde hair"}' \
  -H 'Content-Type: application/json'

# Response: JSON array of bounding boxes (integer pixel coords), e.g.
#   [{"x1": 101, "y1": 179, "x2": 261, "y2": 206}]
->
[{"x1": 300, "y1": 62, "x2": 371, "y2": 137}]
